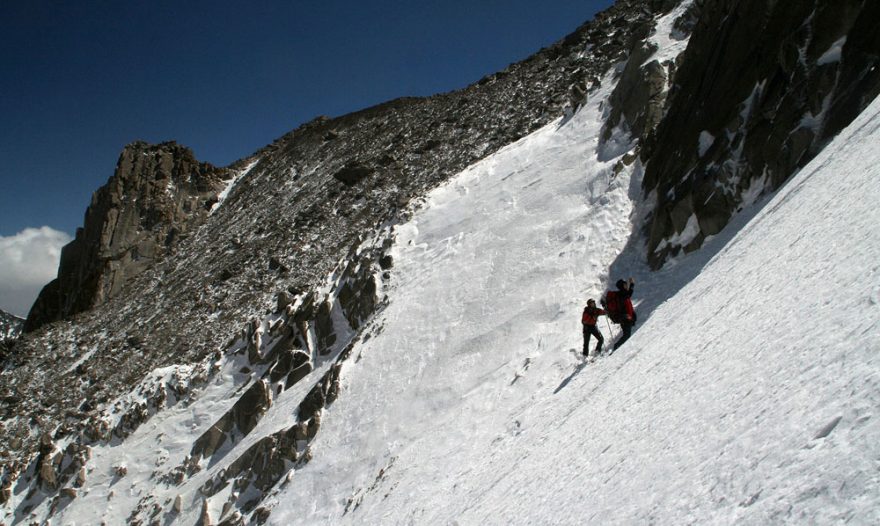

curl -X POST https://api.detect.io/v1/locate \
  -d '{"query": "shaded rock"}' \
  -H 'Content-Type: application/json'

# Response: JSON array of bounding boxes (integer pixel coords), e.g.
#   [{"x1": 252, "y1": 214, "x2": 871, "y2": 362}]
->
[
  {"x1": 297, "y1": 382, "x2": 326, "y2": 422},
  {"x1": 59, "y1": 487, "x2": 77, "y2": 500},
  {"x1": 0, "y1": 483, "x2": 11, "y2": 505},
  {"x1": 602, "y1": 34, "x2": 667, "y2": 149},
  {"x1": 641, "y1": 0, "x2": 880, "y2": 268},
  {"x1": 75, "y1": 467, "x2": 87, "y2": 488},
  {"x1": 333, "y1": 162, "x2": 373, "y2": 187},
  {"x1": 337, "y1": 275, "x2": 377, "y2": 332},
  {"x1": 268, "y1": 256, "x2": 289, "y2": 273},
  {"x1": 253, "y1": 507, "x2": 271, "y2": 524},
  {"x1": 314, "y1": 300, "x2": 337, "y2": 354},
  {"x1": 378, "y1": 153, "x2": 397, "y2": 166},
  {"x1": 284, "y1": 351, "x2": 313, "y2": 389},
  {"x1": 417, "y1": 139, "x2": 442, "y2": 153},
  {"x1": 191, "y1": 380, "x2": 272, "y2": 461},
  {"x1": 276, "y1": 291, "x2": 294, "y2": 312}
]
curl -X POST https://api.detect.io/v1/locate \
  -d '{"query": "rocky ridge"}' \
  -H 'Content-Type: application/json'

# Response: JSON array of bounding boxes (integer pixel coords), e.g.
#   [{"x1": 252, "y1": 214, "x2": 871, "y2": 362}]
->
[{"x1": 1, "y1": 1, "x2": 670, "y2": 523}]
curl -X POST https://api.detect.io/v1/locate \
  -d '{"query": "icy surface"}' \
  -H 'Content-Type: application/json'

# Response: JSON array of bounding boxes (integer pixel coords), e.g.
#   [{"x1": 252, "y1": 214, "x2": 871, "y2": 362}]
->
[
  {"x1": 210, "y1": 158, "x2": 259, "y2": 213},
  {"x1": 264, "y1": 93, "x2": 880, "y2": 523}
]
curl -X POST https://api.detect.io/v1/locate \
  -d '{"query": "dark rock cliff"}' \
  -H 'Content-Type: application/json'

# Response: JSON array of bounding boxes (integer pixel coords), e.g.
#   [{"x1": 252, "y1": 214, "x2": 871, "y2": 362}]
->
[
  {"x1": 639, "y1": 0, "x2": 880, "y2": 267},
  {"x1": 24, "y1": 142, "x2": 230, "y2": 332}
]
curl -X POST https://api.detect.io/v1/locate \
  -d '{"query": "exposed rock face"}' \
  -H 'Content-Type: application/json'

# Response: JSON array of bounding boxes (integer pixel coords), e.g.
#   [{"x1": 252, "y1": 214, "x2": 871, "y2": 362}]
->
[
  {"x1": 24, "y1": 141, "x2": 230, "y2": 332},
  {"x1": 601, "y1": 29, "x2": 669, "y2": 150},
  {"x1": 640, "y1": 0, "x2": 880, "y2": 267}
]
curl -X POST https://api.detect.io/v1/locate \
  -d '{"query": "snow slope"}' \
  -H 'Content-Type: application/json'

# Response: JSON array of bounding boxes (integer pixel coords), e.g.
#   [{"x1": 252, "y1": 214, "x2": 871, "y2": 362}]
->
[{"x1": 266, "y1": 75, "x2": 880, "y2": 526}]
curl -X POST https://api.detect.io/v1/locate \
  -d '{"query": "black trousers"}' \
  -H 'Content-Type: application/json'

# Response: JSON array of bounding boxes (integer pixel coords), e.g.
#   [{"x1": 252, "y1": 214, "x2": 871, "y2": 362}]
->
[
  {"x1": 583, "y1": 324, "x2": 603, "y2": 355},
  {"x1": 613, "y1": 321, "x2": 633, "y2": 350}
]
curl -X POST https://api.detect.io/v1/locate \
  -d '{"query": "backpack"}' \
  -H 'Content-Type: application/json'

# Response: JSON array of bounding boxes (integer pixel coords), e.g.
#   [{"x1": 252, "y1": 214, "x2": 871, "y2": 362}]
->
[{"x1": 601, "y1": 291, "x2": 625, "y2": 324}]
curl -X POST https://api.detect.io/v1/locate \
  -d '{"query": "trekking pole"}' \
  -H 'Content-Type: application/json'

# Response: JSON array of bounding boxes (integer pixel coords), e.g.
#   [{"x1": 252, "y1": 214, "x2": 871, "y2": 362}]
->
[{"x1": 605, "y1": 317, "x2": 615, "y2": 342}]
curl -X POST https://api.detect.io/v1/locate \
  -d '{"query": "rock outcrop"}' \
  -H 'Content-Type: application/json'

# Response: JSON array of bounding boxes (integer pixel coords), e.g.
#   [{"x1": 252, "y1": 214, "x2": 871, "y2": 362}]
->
[
  {"x1": 640, "y1": 0, "x2": 880, "y2": 267},
  {"x1": 24, "y1": 142, "x2": 230, "y2": 332}
]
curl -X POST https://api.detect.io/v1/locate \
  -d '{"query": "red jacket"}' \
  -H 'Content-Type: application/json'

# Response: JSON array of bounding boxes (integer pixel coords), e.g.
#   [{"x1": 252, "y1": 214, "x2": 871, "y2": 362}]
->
[
  {"x1": 622, "y1": 297, "x2": 634, "y2": 321},
  {"x1": 622, "y1": 291, "x2": 635, "y2": 321},
  {"x1": 623, "y1": 296, "x2": 636, "y2": 321},
  {"x1": 582, "y1": 306, "x2": 605, "y2": 326}
]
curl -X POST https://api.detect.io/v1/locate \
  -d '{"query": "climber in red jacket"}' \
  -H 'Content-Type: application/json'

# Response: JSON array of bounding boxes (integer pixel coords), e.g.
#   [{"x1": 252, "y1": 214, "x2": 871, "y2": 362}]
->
[
  {"x1": 581, "y1": 298, "x2": 606, "y2": 357},
  {"x1": 602, "y1": 277, "x2": 636, "y2": 351}
]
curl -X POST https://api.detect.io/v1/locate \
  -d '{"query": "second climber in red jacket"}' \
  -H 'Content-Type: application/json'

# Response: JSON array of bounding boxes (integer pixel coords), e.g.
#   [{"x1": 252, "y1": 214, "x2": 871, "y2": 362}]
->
[{"x1": 582, "y1": 298, "x2": 606, "y2": 357}]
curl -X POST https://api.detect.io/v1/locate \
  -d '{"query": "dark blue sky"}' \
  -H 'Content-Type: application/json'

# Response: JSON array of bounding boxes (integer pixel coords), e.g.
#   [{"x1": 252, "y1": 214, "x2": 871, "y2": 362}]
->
[{"x1": 1, "y1": 0, "x2": 613, "y2": 238}]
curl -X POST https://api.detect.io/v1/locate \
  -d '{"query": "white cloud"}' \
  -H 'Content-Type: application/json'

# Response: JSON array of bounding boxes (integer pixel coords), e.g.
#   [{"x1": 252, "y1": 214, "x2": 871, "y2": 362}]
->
[{"x1": 0, "y1": 227, "x2": 72, "y2": 317}]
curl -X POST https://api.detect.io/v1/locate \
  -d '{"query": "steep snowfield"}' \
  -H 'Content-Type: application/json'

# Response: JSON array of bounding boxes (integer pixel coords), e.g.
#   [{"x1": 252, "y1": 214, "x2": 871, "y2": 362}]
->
[{"x1": 266, "y1": 87, "x2": 880, "y2": 524}]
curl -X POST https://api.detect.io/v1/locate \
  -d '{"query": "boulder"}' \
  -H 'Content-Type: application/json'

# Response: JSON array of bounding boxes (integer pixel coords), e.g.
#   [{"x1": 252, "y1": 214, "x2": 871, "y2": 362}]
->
[{"x1": 332, "y1": 162, "x2": 373, "y2": 187}]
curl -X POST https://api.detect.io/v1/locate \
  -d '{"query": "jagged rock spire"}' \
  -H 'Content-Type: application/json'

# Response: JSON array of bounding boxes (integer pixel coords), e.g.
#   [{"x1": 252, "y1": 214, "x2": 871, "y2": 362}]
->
[{"x1": 24, "y1": 141, "x2": 230, "y2": 332}]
